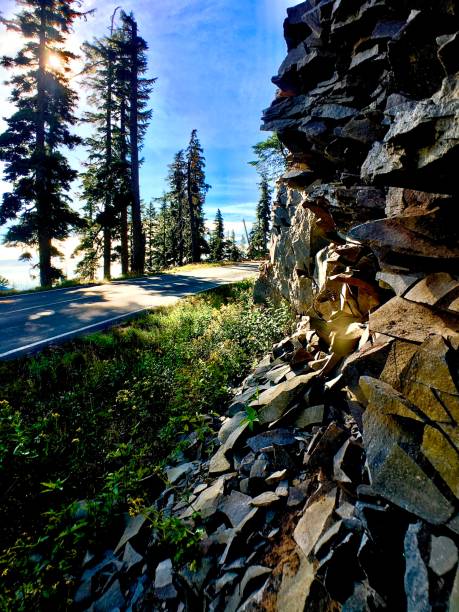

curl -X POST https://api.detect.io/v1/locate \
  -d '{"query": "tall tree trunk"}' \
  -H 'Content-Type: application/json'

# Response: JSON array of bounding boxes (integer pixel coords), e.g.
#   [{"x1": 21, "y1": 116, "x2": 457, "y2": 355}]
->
[
  {"x1": 186, "y1": 161, "x2": 199, "y2": 263},
  {"x1": 103, "y1": 25, "x2": 114, "y2": 280},
  {"x1": 129, "y1": 17, "x2": 145, "y2": 274},
  {"x1": 37, "y1": 4, "x2": 51, "y2": 287},
  {"x1": 120, "y1": 96, "x2": 129, "y2": 275},
  {"x1": 178, "y1": 193, "x2": 184, "y2": 266}
]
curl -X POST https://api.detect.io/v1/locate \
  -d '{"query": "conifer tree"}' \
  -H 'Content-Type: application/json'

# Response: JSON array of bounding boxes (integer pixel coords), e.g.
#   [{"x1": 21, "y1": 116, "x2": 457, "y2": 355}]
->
[
  {"x1": 226, "y1": 230, "x2": 242, "y2": 261},
  {"x1": 249, "y1": 177, "x2": 272, "y2": 258},
  {"x1": 148, "y1": 195, "x2": 172, "y2": 270},
  {"x1": 79, "y1": 10, "x2": 154, "y2": 279},
  {"x1": 80, "y1": 18, "x2": 118, "y2": 279},
  {"x1": 144, "y1": 199, "x2": 156, "y2": 273},
  {"x1": 249, "y1": 133, "x2": 287, "y2": 182},
  {"x1": 119, "y1": 11, "x2": 154, "y2": 274},
  {"x1": 167, "y1": 150, "x2": 187, "y2": 266},
  {"x1": 209, "y1": 209, "x2": 225, "y2": 261},
  {"x1": 186, "y1": 129, "x2": 210, "y2": 262},
  {"x1": 0, "y1": 0, "x2": 88, "y2": 286}
]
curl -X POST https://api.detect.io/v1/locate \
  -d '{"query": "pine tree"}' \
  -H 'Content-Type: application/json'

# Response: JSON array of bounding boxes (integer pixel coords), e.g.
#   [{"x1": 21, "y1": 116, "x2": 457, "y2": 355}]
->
[
  {"x1": 144, "y1": 199, "x2": 156, "y2": 273},
  {"x1": 79, "y1": 10, "x2": 154, "y2": 279},
  {"x1": 249, "y1": 133, "x2": 287, "y2": 182},
  {"x1": 119, "y1": 11, "x2": 154, "y2": 275},
  {"x1": 0, "y1": 0, "x2": 88, "y2": 286},
  {"x1": 209, "y1": 209, "x2": 225, "y2": 261},
  {"x1": 148, "y1": 195, "x2": 172, "y2": 270},
  {"x1": 80, "y1": 16, "x2": 119, "y2": 279},
  {"x1": 186, "y1": 129, "x2": 210, "y2": 262},
  {"x1": 249, "y1": 177, "x2": 272, "y2": 258},
  {"x1": 225, "y1": 230, "x2": 242, "y2": 261},
  {"x1": 166, "y1": 150, "x2": 187, "y2": 266}
]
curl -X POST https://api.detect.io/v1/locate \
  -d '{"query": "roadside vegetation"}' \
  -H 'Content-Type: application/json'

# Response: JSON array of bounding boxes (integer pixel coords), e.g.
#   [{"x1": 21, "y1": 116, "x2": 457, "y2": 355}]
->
[{"x1": 0, "y1": 280, "x2": 293, "y2": 609}]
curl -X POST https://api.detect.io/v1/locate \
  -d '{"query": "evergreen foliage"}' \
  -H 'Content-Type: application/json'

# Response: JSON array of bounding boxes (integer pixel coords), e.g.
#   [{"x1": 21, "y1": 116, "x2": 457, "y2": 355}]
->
[
  {"x1": 77, "y1": 9, "x2": 154, "y2": 279},
  {"x1": 186, "y1": 129, "x2": 210, "y2": 262},
  {"x1": 249, "y1": 133, "x2": 287, "y2": 182},
  {"x1": 0, "y1": 0, "x2": 88, "y2": 286},
  {"x1": 209, "y1": 208, "x2": 225, "y2": 261},
  {"x1": 249, "y1": 177, "x2": 272, "y2": 258}
]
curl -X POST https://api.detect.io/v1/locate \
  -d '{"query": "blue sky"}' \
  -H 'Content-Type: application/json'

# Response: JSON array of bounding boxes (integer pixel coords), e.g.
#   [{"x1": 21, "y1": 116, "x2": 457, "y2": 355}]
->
[{"x1": 0, "y1": 0, "x2": 292, "y2": 284}]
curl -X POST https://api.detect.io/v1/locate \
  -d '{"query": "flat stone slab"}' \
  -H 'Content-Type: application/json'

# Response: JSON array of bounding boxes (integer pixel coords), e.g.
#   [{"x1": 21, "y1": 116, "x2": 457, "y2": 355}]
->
[
  {"x1": 246, "y1": 429, "x2": 296, "y2": 452},
  {"x1": 294, "y1": 487, "x2": 336, "y2": 558},
  {"x1": 251, "y1": 373, "x2": 318, "y2": 424},
  {"x1": 370, "y1": 297, "x2": 459, "y2": 344},
  {"x1": 219, "y1": 490, "x2": 254, "y2": 528},
  {"x1": 209, "y1": 422, "x2": 249, "y2": 475},
  {"x1": 166, "y1": 462, "x2": 197, "y2": 484},
  {"x1": 114, "y1": 514, "x2": 148, "y2": 553},
  {"x1": 155, "y1": 559, "x2": 177, "y2": 600},
  {"x1": 404, "y1": 273, "x2": 459, "y2": 307},
  {"x1": 277, "y1": 548, "x2": 315, "y2": 612},
  {"x1": 251, "y1": 491, "x2": 280, "y2": 507},
  {"x1": 363, "y1": 403, "x2": 454, "y2": 524}
]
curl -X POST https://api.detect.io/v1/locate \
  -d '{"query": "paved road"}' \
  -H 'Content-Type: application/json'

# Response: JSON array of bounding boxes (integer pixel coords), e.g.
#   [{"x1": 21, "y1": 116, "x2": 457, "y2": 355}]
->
[{"x1": 0, "y1": 263, "x2": 259, "y2": 359}]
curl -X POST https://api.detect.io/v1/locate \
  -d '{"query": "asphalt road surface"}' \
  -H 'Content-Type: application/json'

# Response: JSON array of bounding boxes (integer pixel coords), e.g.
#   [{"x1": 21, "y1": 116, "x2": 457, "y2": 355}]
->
[{"x1": 0, "y1": 263, "x2": 259, "y2": 359}]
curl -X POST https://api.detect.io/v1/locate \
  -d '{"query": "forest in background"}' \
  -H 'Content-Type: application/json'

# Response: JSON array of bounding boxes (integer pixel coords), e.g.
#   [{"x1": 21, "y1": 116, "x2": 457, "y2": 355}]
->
[{"x1": 0, "y1": 1, "x2": 285, "y2": 290}]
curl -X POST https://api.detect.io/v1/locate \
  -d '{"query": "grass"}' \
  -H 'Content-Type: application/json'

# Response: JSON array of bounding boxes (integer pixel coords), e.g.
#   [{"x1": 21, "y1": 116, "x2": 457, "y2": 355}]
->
[{"x1": 0, "y1": 279, "x2": 293, "y2": 610}]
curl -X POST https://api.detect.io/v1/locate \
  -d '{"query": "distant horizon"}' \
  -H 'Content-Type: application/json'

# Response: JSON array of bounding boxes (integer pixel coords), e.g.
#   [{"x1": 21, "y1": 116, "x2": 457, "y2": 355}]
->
[{"x1": 0, "y1": 0, "x2": 292, "y2": 287}]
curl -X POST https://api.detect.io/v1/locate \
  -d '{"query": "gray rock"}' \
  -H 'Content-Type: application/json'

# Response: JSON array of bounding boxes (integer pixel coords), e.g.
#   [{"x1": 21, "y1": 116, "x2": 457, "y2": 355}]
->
[
  {"x1": 93, "y1": 579, "x2": 125, "y2": 612},
  {"x1": 179, "y1": 475, "x2": 229, "y2": 520},
  {"x1": 277, "y1": 548, "x2": 315, "y2": 612},
  {"x1": 122, "y1": 542, "x2": 143, "y2": 573},
  {"x1": 361, "y1": 75, "x2": 459, "y2": 192},
  {"x1": 429, "y1": 535, "x2": 458, "y2": 576},
  {"x1": 209, "y1": 422, "x2": 249, "y2": 475},
  {"x1": 154, "y1": 559, "x2": 177, "y2": 600},
  {"x1": 293, "y1": 487, "x2": 336, "y2": 557},
  {"x1": 249, "y1": 453, "x2": 270, "y2": 481},
  {"x1": 214, "y1": 571, "x2": 239, "y2": 593},
  {"x1": 218, "y1": 412, "x2": 246, "y2": 444},
  {"x1": 74, "y1": 579, "x2": 92, "y2": 606},
  {"x1": 219, "y1": 508, "x2": 259, "y2": 566},
  {"x1": 114, "y1": 514, "x2": 147, "y2": 553},
  {"x1": 179, "y1": 557, "x2": 213, "y2": 595},
  {"x1": 276, "y1": 480, "x2": 289, "y2": 498},
  {"x1": 166, "y1": 462, "x2": 197, "y2": 485},
  {"x1": 363, "y1": 388, "x2": 455, "y2": 524},
  {"x1": 250, "y1": 491, "x2": 280, "y2": 507},
  {"x1": 265, "y1": 469, "x2": 288, "y2": 484},
  {"x1": 404, "y1": 523, "x2": 430, "y2": 612},
  {"x1": 295, "y1": 404, "x2": 324, "y2": 428},
  {"x1": 225, "y1": 565, "x2": 272, "y2": 612},
  {"x1": 450, "y1": 565, "x2": 459, "y2": 611},
  {"x1": 219, "y1": 490, "x2": 254, "y2": 528},
  {"x1": 246, "y1": 428, "x2": 296, "y2": 453},
  {"x1": 250, "y1": 373, "x2": 318, "y2": 424}
]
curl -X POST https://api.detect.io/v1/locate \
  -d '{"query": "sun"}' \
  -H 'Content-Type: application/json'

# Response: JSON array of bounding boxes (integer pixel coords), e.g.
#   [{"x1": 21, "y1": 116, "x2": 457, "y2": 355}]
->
[{"x1": 46, "y1": 52, "x2": 64, "y2": 72}]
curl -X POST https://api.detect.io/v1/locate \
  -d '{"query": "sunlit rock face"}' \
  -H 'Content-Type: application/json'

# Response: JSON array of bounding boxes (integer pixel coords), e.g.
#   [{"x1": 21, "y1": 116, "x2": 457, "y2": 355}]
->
[{"x1": 260, "y1": 0, "x2": 458, "y2": 312}]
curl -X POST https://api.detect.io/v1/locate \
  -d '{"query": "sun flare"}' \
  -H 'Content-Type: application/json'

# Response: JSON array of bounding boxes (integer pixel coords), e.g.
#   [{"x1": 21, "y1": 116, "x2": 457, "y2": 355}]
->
[{"x1": 46, "y1": 52, "x2": 64, "y2": 71}]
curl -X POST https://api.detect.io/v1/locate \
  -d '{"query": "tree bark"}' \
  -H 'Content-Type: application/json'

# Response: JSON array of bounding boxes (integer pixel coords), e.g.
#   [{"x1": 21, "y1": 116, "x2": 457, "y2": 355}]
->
[
  {"x1": 120, "y1": 96, "x2": 129, "y2": 275},
  {"x1": 186, "y1": 160, "x2": 199, "y2": 263},
  {"x1": 103, "y1": 31, "x2": 114, "y2": 279},
  {"x1": 129, "y1": 17, "x2": 145, "y2": 274},
  {"x1": 37, "y1": 3, "x2": 52, "y2": 287}
]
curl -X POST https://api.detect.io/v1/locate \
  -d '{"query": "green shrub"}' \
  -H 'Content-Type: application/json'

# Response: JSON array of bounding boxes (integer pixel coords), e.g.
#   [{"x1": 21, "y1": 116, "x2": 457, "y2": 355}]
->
[{"x1": 0, "y1": 280, "x2": 294, "y2": 609}]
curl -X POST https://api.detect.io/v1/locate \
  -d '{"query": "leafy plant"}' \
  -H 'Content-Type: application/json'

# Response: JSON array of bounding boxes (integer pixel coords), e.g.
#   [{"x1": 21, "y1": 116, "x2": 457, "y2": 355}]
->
[
  {"x1": 241, "y1": 405, "x2": 260, "y2": 431},
  {"x1": 0, "y1": 281, "x2": 294, "y2": 608}
]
